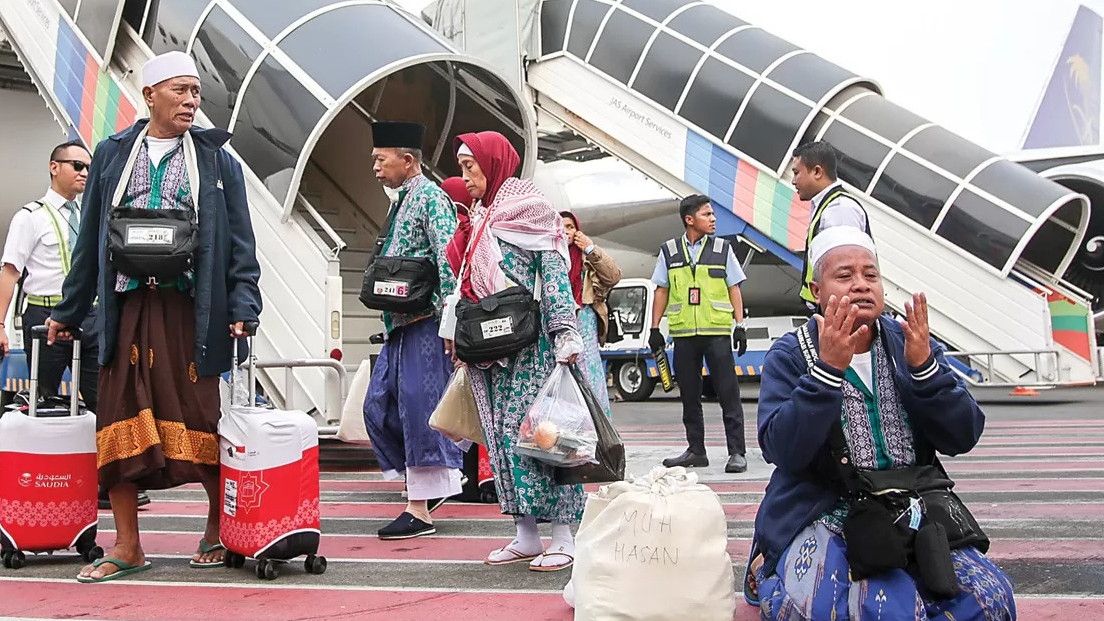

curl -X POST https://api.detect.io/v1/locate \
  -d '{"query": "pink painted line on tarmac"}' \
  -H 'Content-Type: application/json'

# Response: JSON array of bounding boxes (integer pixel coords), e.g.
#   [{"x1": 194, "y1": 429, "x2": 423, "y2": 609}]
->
[
  {"x1": 0, "y1": 582, "x2": 578, "y2": 621},
  {"x1": 134, "y1": 498, "x2": 1104, "y2": 521},
  {"x1": 941, "y1": 459, "x2": 1104, "y2": 473}
]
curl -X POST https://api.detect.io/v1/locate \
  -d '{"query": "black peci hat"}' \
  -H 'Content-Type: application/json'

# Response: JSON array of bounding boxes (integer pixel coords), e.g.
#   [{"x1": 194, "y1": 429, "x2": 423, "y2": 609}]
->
[{"x1": 371, "y1": 121, "x2": 425, "y2": 150}]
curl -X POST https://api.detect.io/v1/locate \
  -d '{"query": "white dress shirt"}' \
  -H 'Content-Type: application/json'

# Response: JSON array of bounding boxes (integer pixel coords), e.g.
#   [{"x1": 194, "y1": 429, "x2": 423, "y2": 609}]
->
[
  {"x1": 1, "y1": 188, "x2": 81, "y2": 296},
  {"x1": 812, "y1": 184, "x2": 868, "y2": 231}
]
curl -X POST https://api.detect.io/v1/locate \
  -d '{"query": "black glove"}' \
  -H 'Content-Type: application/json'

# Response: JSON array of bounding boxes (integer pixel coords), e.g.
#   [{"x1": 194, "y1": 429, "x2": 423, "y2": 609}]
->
[
  {"x1": 648, "y1": 328, "x2": 666, "y2": 353},
  {"x1": 732, "y1": 325, "x2": 747, "y2": 357}
]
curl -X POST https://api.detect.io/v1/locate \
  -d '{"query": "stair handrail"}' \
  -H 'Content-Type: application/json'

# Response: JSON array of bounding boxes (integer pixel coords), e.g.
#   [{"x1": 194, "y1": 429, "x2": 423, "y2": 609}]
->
[{"x1": 294, "y1": 192, "x2": 347, "y2": 258}]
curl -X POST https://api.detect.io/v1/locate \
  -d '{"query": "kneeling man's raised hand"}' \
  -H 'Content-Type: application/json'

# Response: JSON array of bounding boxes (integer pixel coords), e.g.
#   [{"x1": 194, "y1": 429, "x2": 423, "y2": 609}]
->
[{"x1": 814, "y1": 294, "x2": 869, "y2": 371}]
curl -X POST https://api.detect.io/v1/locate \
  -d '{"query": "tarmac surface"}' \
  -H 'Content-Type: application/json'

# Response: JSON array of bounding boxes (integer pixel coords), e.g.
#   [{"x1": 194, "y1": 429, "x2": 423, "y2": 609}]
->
[{"x1": 1, "y1": 384, "x2": 1103, "y2": 619}]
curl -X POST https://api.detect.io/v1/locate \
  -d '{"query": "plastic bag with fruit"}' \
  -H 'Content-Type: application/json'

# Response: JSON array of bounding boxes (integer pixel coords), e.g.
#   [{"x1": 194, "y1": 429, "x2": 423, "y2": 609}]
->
[{"x1": 516, "y1": 364, "x2": 598, "y2": 467}]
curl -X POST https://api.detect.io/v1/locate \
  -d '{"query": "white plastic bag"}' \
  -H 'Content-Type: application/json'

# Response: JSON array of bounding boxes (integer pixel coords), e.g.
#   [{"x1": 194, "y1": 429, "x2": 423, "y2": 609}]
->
[
  {"x1": 336, "y1": 360, "x2": 372, "y2": 445},
  {"x1": 568, "y1": 466, "x2": 736, "y2": 621},
  {"x1": 515, "y1": 364, "x2": 597, "y2": 467}
]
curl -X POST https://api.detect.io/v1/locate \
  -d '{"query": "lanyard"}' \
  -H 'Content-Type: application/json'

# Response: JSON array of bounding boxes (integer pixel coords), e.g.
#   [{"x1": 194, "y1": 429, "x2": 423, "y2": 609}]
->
[
  {"x1": 40, "y1": 203, "x2": 72, "y2": 275},
  {"x1": 682, "y1": 235, "x2": 707, "y2": 276}
]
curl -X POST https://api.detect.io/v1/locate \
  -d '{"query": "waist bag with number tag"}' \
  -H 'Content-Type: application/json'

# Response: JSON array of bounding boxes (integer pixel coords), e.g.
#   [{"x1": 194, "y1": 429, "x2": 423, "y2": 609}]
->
[
  {"x1": 359, "y1": 199, "x2": 438, "y2": 313},
  {"x1": 453, "y1": 285, "x2": 540, "y2": 363},
  {"x1": 108, "y1": 206, "x2": 198, "y2": 280}
]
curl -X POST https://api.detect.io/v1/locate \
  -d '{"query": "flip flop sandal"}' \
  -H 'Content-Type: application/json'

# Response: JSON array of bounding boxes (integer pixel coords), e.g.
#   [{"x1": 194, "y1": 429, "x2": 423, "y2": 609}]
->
[
  {"x1": 190, "y1": 539, "x2": 226, "y2": 568},
  {"x1": 484, "y1": 546, "x2": 541, "y2": 566},
  {"x1": 529, "y1": 551, "x2": 574, "y2": 572},
  {"x1": 77, "y1": 557, "x2": 152, "y2": 583}
]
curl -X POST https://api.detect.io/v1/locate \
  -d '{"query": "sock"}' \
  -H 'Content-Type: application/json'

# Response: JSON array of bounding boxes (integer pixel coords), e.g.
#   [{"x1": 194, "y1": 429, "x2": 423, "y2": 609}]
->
[
  {"x1": 532, "y1": 522, "x2": 575, "y2": 568},
  {"x1": 514, "y1": 515, "x2": 541, "y2": 550}
]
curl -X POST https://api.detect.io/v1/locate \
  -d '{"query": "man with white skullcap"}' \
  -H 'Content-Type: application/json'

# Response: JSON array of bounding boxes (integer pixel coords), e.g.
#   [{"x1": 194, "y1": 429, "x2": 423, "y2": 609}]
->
[
  {"x1": 48, "y1": 51, "x2": 261, "y2": 581},
  {"x1": 745, "y1": 227, "x2": 1016, "y2": 619}
]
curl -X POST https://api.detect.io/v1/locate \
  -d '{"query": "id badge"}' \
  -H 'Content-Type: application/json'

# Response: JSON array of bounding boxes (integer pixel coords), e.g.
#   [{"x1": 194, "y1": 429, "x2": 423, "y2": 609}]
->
[{"x1": 688, "y1": 287, "x2": 701, "y2": 306}]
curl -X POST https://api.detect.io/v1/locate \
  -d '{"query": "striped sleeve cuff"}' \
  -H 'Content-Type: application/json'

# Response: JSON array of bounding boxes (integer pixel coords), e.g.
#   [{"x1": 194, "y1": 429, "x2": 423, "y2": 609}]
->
[
  {"x1": 910, "y1": 355, "x2": 939, "y2": 382},
  {"x1": 810, "y1": 360, "x2": 845, "y2": 389}
]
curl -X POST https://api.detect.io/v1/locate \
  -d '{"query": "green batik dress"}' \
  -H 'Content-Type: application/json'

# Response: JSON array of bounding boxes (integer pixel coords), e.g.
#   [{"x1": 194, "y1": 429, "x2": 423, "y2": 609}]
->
[{"x1": 467, "y1": 240, "x2": 586, "y2": 523}]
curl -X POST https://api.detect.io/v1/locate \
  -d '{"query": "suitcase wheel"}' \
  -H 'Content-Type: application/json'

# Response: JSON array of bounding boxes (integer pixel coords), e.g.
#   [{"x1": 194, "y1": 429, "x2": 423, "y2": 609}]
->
[
  {"x1": 223, "y1": 551, "x2": 246, "y2": 569},
  {"x1": 3, "y1": 551, "x2": 25, "y2": 570},
  {"x1": 256, "y1": 558, "x2": 279, "y2": 580},
  {"x1": 80, "y1": 545, "x2": 104, "y2": 563},
  {"x1": 305, "y1": 554, "x2": 327, "y2": 575}
]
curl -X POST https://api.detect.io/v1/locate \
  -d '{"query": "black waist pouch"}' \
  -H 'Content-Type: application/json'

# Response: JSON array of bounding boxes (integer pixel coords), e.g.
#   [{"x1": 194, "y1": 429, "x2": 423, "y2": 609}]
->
[
  {"x1": 359, "y1": 256, "x2": 438, "y2": 313},
  {"x1": 453, "y1": 286, "x2": 540, "y2": 363},
  {"x1": 108, "y1": 207, "x2": 197, "y2": 280}
]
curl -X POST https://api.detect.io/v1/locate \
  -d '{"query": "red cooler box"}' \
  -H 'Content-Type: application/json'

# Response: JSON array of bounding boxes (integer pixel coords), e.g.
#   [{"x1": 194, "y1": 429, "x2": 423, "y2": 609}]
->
[
  {"x1": 219, "y1": 392, "x2": 326, "y2": 579},
  {"x1": 0, "y1": 326, "x2": 101, "y2": 568}
]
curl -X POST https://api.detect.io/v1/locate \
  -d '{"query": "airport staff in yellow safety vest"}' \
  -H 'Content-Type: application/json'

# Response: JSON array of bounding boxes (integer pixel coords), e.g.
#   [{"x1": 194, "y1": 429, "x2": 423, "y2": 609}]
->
[
  {"x1": 649, "y1": 194, "x2": 749, "y2": 474},
  {"x1": 791, "y1": 141, "x2": 871, "y2": 311}
]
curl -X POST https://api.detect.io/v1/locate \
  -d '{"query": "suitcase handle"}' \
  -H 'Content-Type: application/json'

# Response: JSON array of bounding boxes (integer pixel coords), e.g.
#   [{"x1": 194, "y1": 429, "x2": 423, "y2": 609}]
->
[
  {"x1": 28, "y1": 324, "x2": 83, "y2": 418},
  {"x1": 229, "y1": 321, "x2": 260, "y2": 407}
]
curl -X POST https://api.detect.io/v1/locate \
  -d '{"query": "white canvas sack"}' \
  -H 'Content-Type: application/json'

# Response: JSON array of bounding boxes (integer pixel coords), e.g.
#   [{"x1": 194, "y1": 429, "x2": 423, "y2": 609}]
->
[{"x1": 567, "y1": 466, "x2": 736, "y2": 620}]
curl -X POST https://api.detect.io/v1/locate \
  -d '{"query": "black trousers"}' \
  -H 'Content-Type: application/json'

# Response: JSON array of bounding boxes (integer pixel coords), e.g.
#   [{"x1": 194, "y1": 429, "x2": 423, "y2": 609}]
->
[
  {"x1": 673, "y1": 335, "x2": 745, "y2": 456},
  {"x1": 21, "y1": 304, "x2": 100, "y2": 413}
]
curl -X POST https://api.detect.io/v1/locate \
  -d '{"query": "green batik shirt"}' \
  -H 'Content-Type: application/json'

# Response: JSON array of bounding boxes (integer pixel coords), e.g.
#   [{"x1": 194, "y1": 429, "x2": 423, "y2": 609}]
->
[
  {"x1": 115, "y1": 139, "x2": 194, "y2": 293},
  {"x1": 378, "y1": 174, "x2": 458, "y2": 333}
]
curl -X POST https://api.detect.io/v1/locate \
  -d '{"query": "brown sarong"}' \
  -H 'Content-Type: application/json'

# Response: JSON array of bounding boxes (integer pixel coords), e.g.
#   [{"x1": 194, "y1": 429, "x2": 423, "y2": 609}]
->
[{"x1": 96, "y1": 287, "x2": 221, "y2": 490}]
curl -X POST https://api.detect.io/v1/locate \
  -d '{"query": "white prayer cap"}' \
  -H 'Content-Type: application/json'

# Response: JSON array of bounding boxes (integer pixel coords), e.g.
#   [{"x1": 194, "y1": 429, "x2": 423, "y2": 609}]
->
[
  {"x1": 809, "y1": 226, "x2": 877, "y2": 269},
  {"x1": 457, "y1": 142, "x2": 474, "y2": 157},
  {"x1": 142, "y1": 51, "x2": 199, "y2": 88}
]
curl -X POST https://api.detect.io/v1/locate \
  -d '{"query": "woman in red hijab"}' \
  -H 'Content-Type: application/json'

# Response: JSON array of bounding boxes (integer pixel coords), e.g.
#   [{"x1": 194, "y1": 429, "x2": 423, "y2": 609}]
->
[
  {"x1": 443, "y1": 131, "x2": 584, "y2": 572},
  {"x1": 559, "y1": 211, "x2": 621, "y2": 417}
]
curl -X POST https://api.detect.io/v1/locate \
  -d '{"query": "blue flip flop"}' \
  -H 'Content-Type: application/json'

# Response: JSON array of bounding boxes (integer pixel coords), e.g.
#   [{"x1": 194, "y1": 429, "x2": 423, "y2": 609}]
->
[
  {"x1": 190, "y1": 539, "x2": 226, "y2": 568},
  {"x1": 77, "y1": 557, "x2": 152, "y2": 583}
]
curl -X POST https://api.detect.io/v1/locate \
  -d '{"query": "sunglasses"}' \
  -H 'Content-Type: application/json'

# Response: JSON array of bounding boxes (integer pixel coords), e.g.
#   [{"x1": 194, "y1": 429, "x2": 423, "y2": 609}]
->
[{"x1": 53, "y1": 159, "x2": 89, "y2": 173}]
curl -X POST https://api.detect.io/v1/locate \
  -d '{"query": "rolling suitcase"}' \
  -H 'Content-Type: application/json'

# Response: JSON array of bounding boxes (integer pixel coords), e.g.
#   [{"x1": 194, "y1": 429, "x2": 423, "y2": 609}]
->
[
  {"x1": 219, "y1": 323, "x2": 326, "y2": 580},
  {"x1": 0, "y1": 325, "x2": 102, "y2": 568}
]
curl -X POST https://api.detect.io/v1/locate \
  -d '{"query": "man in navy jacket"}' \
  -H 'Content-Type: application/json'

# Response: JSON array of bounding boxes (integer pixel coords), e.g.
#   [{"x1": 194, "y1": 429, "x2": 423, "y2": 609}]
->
[
  {"x1": 48, "y1": 52, "x2": 261, "y2": 582},
  {"x1": 749, "y1": 228, "x2": 1014, "y2": 619}
]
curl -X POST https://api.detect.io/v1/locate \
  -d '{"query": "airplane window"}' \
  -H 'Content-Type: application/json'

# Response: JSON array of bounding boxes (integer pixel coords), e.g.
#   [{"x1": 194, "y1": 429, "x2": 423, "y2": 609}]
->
[
  {"x1": 633, "y1": 33, "x2": 701, "y2": 110},
  {"x1": 970, "y1": 159, "x2": 1072, "y2": 219},
  {"x1": 539, "y1": 0, "x2": 572, "y2": 56},
  {"x1": 714, "y1": 28, "x2": 798, "y2": 75},
  {"x1": 668, "y1": 4, "x2": 747, "y2": 45},
  {"x1": 622, "y1": 0, "x2": 697, "y2": 22},
  {"x1": 234, "y1": 0, "x2": 335, "y2": 39},
  {"x1": 820, "y1": 120, "x2": 892, "y2": 193},
  {"x1": 232, "y1": 56, "x2": 326, "y2": 206},
  {"x1": 728, "y1": 85, "x2": 811, "y2": 171},
  {"x1": 145, "y1": 0, "x2": 208, "y2": 55},
  {"x1": 566, "y1": 0, "x2": 608, "y2": 59},
  {"x1": 903, "y1": 126, "x2": 993, "y2": 179},
  {"x1": 680, "y1": 57, "x2": 755, "y2": 139},
  {"x1": 839, "y1": 95, "x2": 928, "y2": 145},
  {"x1": 278, "y1": 4, "x2": 444, "y2": 100},
  {"x1": 936, "y1": 190, "x2": 1031, "y2": 270},
  {"x1": 192, "y1": 6, "x2": 262, "y2": 130},
  {"x1": 589, "y1": 9, "x2": 653, "y2": 83},
  {"x1": 74, "y1": 0, "x2": 124, "y2": 59},
  {"x1": 767, "y1": 53, "x2": 858, "y2": 104},
  {"x1": 872, "y1": 154, "x2": 957, "y2": 228}
]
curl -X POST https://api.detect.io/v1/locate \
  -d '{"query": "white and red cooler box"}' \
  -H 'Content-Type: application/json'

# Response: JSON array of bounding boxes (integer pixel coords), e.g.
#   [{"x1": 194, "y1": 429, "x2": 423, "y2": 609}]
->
[
  {"x1": 0, "y1": 409, "x2": 99, "y2": 564},
  {"x1": 219, "y1": 404, "x2": 323, "y2": 574}
]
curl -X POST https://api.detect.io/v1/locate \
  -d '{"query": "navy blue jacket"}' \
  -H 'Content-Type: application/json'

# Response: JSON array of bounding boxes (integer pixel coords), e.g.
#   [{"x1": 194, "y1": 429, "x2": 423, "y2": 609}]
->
[
  {"x1": 754, "y1": 315, "x2": 985, "y2": 574},
  {"x1": 52, "y1": 120, "x2": 261, "y2": 376}
]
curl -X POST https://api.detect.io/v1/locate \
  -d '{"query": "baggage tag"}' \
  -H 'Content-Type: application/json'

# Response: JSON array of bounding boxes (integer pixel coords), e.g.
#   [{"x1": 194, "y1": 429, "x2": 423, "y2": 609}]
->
[
  {"x1": 894, "y1": 497, "x2": 924, "y2": 531},
  {"x1": 688, "y1": 287, "x2": 701, "y2": 306},
  {"x1": 127, "y1": 225, "x2": 174, "y2": 245},
  {"x1": 480, "y1": 317, "x2": 514, "y2": 339},
  {"x1": 373, "y1": 280, "x2": 410, "y2": 298}
]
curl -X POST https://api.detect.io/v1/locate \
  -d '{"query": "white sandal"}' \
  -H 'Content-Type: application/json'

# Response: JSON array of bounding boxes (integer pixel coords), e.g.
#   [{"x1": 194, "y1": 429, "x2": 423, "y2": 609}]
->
[
  {"x1": 485, "y1": 545, "x2": 541, "y2": 566},
  {"x1": 529, "y1": 551, "x2": 574, "y2": 572}
]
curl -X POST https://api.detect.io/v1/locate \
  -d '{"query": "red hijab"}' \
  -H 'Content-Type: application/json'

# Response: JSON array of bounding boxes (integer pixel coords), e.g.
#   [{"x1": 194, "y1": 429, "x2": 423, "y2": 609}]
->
[
  {"x1": 445, "y1": 131, "x2": 522, "y2": 286},
  {"x1": 560, "y1": 211, "x2": 584, "y2": 306}
]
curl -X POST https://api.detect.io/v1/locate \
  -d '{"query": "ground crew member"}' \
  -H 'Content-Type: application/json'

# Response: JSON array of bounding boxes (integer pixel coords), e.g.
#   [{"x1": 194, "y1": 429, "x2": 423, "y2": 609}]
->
[
  {"x1": 791, "y1": 141, "x2": 871, "y2": 311},
  {"x1": 649, "y1": 194, "x2": 749, "y2": 474}
]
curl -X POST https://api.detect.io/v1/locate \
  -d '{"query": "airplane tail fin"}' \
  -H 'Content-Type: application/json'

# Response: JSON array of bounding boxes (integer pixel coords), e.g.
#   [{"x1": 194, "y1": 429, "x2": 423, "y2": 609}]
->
[{"x1": 1024, "y1": 5, "x2": 1103, "y2": 149}]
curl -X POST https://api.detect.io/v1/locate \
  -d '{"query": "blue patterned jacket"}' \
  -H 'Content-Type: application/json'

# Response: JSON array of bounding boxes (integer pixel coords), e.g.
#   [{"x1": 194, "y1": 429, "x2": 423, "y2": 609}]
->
[{"x1": 753, "y1": 315, "x2": 985, "y2": 575}]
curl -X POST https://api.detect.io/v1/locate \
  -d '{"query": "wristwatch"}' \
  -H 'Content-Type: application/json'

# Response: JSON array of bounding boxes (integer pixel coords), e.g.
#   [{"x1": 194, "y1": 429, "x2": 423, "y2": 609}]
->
[{"x1": 733, "y1": 321, "x2": 745, "y2": 329}]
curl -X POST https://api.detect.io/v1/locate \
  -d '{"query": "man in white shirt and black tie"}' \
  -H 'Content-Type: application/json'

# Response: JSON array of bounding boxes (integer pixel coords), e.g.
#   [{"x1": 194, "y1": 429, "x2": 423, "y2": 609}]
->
[{"x1": 0, "y1": 141, "x2": 149, "y2": 508}]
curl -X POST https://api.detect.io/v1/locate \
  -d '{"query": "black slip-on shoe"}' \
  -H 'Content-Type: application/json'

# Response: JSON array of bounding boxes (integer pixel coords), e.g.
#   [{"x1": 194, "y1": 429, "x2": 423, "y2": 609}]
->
[
  {"x1": 378, "y1": 511, "x2": 436, "y2": 540},
  {"x1": 662, "y1": 449, "x2": 709, "y2": 468},
  {"x1": 725, "y1": 454, "x2": 748, "y2": 474}
]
